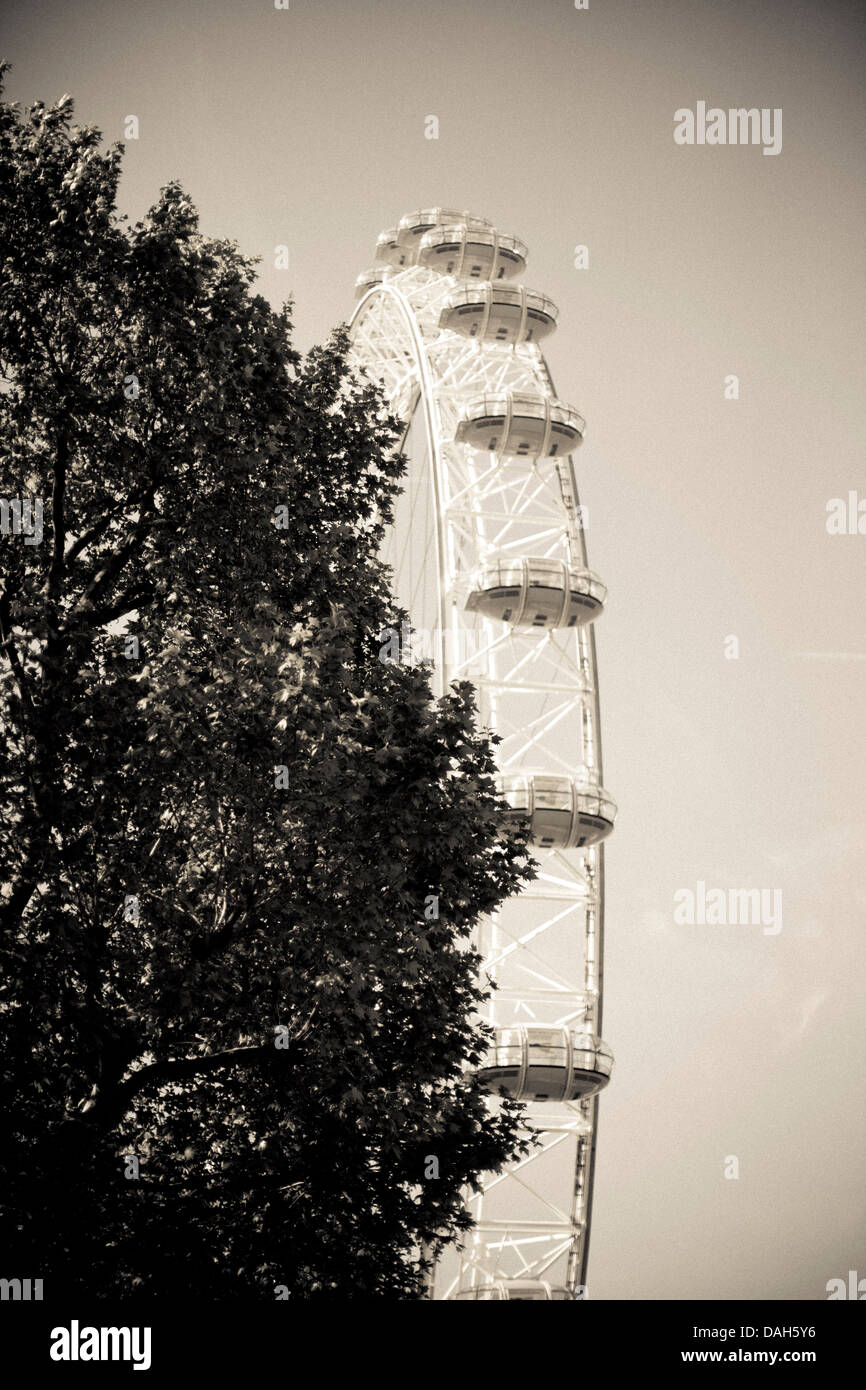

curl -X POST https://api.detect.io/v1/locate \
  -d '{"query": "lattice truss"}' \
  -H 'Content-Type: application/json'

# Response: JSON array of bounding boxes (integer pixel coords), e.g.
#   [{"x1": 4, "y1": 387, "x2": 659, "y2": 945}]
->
[{"x1": 348, "y1": 264, "x2": 607, "y2": 1296}]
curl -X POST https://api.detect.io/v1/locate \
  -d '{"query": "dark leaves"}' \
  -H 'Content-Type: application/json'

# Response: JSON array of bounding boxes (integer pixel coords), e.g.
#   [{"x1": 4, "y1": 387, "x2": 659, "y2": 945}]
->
[{"x1": 0, "y1": 69, "x2": 533, "y2": 1300}]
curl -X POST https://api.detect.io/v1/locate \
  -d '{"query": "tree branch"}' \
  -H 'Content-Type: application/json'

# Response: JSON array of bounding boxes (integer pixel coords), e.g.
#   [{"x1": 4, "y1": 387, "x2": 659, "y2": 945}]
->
[
  {"x1": 78, "y1": 1039, "x2": 300, "y2": 1129},
  {"x1": 64, "y1": 589, "x2": 154, "y2": 633},
  {"x1": 0, "y1": 585, "x2": 36, "y2": 719},
  {"x1": 78, "y1": 502, "x2": 156, "y2": 612},
  {"x1": 64, "y1": 510, "x2": 117, "y2": 565},
  {"x1": 47, "y1": 432, "x2": 69, "y2": 602}
]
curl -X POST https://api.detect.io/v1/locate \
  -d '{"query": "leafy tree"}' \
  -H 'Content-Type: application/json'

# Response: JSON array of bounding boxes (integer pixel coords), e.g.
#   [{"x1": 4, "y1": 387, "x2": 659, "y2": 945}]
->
[{"x1": 0, "y1": 66, "x2": 534, "y2": 1299}]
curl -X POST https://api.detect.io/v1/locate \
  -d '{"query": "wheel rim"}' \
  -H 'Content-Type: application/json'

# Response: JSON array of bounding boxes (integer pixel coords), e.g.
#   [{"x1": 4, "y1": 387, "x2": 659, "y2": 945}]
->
[{"x1": 349, "y1": 221, "x2": 614, "y2": 1299}]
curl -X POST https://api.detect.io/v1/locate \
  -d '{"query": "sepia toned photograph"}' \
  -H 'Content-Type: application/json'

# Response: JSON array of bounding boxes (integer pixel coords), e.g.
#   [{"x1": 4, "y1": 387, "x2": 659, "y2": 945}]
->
[{"x1": 0, "y1": 0, "x2": 863, "y2": 1369}]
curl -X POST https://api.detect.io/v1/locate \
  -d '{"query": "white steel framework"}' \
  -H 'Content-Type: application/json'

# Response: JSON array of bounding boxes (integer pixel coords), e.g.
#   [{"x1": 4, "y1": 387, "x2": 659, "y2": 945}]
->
[{"x1": 347, "y1": 215, "x2": 614, "y2": 1300}]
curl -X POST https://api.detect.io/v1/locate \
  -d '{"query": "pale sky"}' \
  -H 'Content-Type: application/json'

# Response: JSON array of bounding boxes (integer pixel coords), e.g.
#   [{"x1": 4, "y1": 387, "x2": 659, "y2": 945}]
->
[{"x1": 4, "y1": 0, "x2": 865, "y2": 1299}]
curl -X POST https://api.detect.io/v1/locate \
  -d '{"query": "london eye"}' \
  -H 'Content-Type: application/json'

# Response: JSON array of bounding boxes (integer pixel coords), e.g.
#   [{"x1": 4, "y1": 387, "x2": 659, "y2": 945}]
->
[{"x1": 348, "y1": 210, "x2": 616, "y2": 1300}]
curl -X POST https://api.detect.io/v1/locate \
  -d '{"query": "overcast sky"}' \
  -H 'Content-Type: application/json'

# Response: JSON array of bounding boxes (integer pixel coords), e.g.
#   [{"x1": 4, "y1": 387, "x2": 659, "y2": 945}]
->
[{"x1": 4, "y1": 0, "x2": 864, "y2": 1299}]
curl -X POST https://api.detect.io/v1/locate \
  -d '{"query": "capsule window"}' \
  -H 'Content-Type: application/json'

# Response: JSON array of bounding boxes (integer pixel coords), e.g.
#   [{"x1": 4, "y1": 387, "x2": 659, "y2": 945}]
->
[
  {"x1": 532, "y1": 614, "x2": 547, "y2": 626},
  {"x1": 536, "y1": 791, "x2": 571, "y2": 810}
]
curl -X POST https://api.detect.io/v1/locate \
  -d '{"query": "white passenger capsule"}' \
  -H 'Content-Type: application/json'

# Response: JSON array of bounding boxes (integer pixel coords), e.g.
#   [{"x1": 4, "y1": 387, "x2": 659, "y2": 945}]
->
[
  {"x1": 354, "y1": 266, "x2": 393, "y2": 299},
  {"x1": 478, "y1": 1026, "x2": 614, "y2": 1103},
  {"x1": 465, "y1": 556, "x2": 606, "y2": 629},
  {"x1": 495, "y1": 773, "x2": 616, "y2": 849},
  {"x1": 439, "y1": 283, "x2": 558, "y2": 344},
  {"x1": 453, "y1": 1280, "x2": 575, "y2": 1301},
  {"x1": 377, "y1": 214, "x2": 495, "y2": 268},
  {"x1": 375, "y1": 227, "x2": 412, "y2": 268},
  {"x1": 418, "y1": 224, "x2": 528, "y2": 280},
  {"x1": 395, "y1": 208, "x2": 494, "y2": 247},
  {"x1": 454, "y1": 391, "x2": 585, "y2": 459}
]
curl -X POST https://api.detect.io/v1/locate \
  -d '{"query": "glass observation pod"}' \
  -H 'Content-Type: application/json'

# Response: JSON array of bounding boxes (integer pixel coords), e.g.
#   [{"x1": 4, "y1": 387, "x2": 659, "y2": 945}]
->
[
  {"x1": 439, "y1": 283, "x2": 559, "y2": 345},
  {"x1": 464, "y1": 556, "x2": 606, "y2": 629},
  {"x1": 353, "y1": 266, "x2": 393, "y2": 300},
  {"x1": 375, "y1": 227, "x2": 403, "y2": 265},
  {"x1": 495, "y1": 773, "x2": 616, "y2": 849},
  {"x1": 417, "y1": 224, "x2": 528, "y2": 281},
  {"x1": 395, "y1": 207, "x2": 494, "y2": 248},
  {"x1": 376, "y1": 216, "x2": 494, "y2": 270},
  {"x1": 478, "y1": 1027, "x2": 614, "y2": 1103},
  {"x1": 453, "y1": 1280, "x2": 575, "y2": 1301},
  {"x1": 455, "y1": 391, "x2": 585, "y2": 460}
]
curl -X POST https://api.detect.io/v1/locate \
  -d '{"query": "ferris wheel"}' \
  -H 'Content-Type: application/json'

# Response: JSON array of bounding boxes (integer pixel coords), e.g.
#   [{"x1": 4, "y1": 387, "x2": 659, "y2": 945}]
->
[{"x1": 347, "y1": 210, "x2": 616, "y2": 1301}]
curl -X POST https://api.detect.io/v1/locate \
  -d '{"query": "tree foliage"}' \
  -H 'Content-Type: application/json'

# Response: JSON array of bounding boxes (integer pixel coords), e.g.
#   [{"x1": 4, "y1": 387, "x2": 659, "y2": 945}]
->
[{"x1": 0, "y1": 66, "x2": 534, "y2": 1298}]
